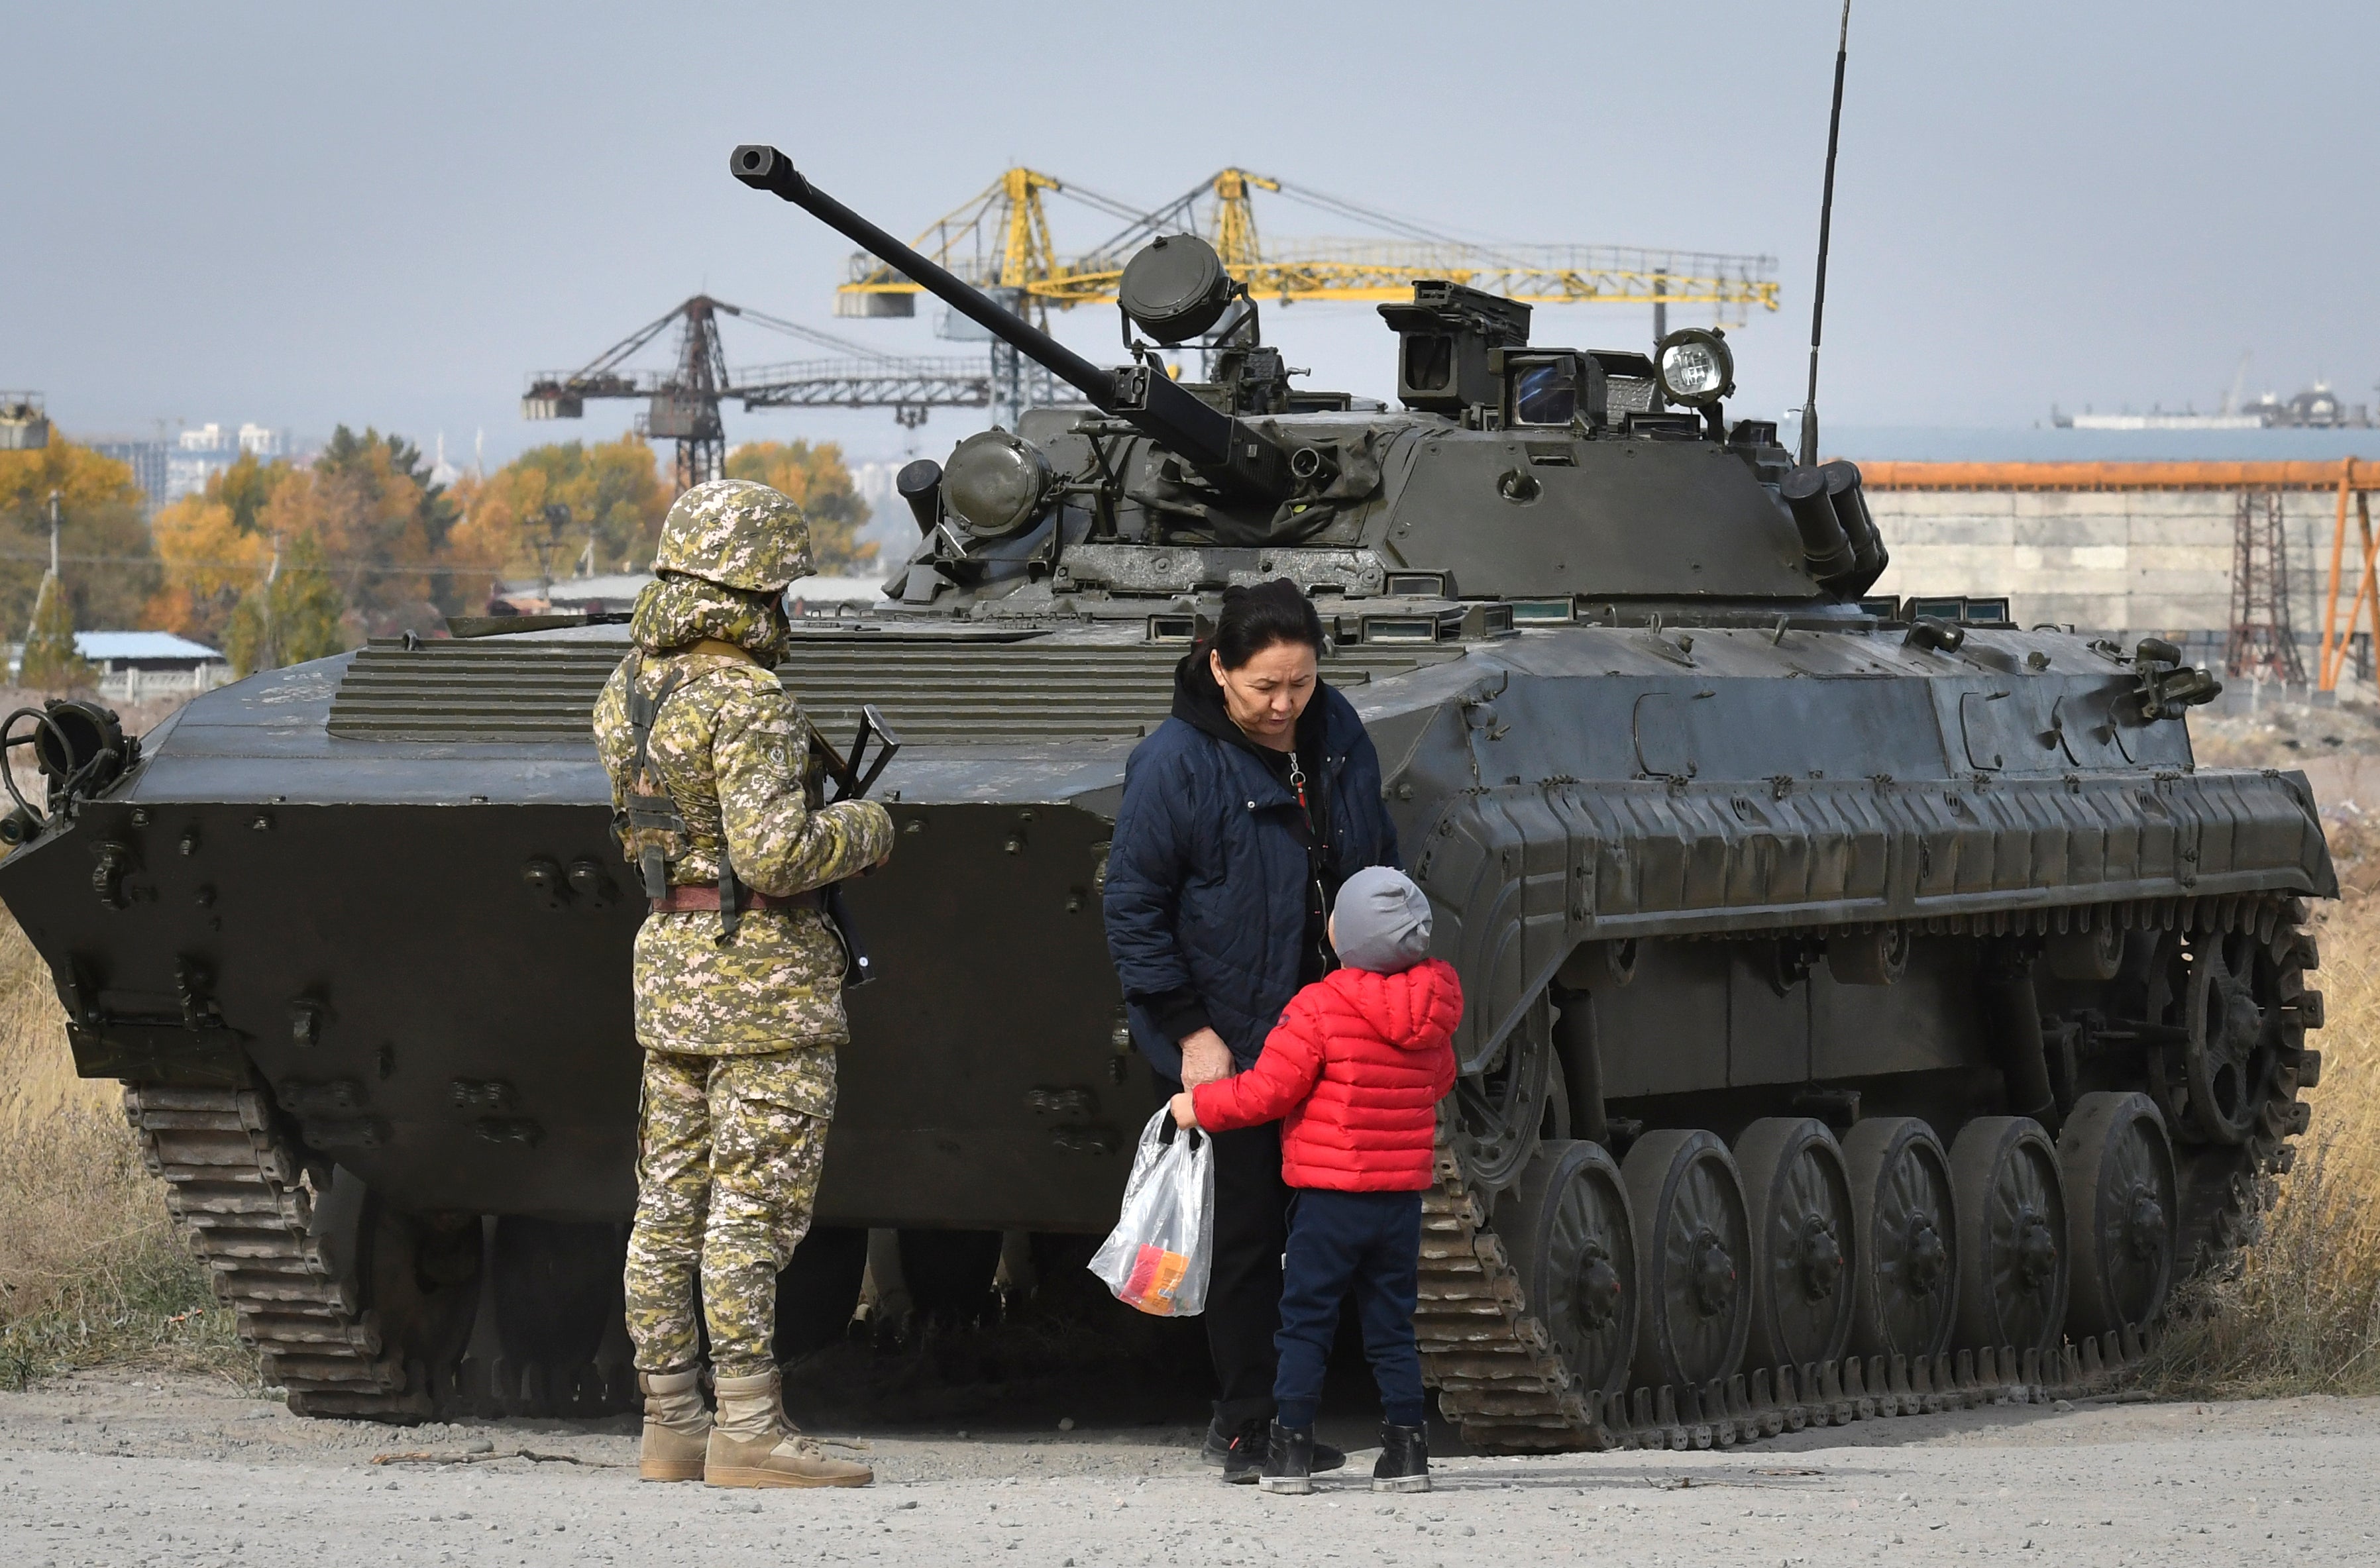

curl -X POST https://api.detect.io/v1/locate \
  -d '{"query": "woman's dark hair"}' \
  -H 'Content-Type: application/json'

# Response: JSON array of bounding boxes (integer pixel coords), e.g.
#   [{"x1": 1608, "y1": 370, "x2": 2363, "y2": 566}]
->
[{"x1": 1209, "y1": 578, "x2": 1325, "y2": 670}]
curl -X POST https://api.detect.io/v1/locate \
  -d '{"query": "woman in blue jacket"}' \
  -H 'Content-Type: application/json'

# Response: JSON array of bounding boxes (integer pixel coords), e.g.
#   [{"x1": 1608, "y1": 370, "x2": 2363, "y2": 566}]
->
[{"x1": 1102, "y1": 578, "x2": 1401, "y2": 1481}]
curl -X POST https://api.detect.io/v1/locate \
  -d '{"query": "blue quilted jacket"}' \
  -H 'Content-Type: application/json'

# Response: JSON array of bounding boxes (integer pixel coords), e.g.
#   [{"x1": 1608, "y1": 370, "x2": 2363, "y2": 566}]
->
[{"x1": 1103, "y1": 678, "x2": 1401, "y2": 1078}]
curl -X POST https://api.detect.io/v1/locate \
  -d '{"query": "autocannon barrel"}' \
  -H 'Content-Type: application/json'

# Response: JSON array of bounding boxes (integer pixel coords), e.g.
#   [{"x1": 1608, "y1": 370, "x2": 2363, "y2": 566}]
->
[{"x1": 730, "y1": 144, "x2": 1287, "y2": 499}]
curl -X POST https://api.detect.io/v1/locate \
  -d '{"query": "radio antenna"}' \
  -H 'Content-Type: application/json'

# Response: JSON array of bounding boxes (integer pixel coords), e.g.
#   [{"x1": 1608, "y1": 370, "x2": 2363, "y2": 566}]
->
[{"x1": 1798, "y1": 0, "x2": 1852, "y2": 468}]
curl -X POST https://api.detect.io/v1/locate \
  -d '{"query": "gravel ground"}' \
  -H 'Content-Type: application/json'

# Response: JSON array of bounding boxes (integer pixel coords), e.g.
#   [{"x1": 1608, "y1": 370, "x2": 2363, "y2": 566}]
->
[{"x1": 4, "y1": 1371, "x2": 2377, "y2": 1565}]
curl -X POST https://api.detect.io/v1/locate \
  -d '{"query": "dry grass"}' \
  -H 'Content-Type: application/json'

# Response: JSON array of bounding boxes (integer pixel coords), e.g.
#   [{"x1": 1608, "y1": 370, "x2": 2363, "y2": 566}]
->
[
  {"x1": 2143, "y1": 816, "x2": 2380, "y2": 1396},
  {"x1": 0, "y1": 910, "x2": 243, "y2": 1388}
]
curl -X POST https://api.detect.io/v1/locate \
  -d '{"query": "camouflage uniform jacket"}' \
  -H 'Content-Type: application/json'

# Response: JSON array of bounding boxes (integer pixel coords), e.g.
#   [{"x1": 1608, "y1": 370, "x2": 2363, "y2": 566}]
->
[{"x1": 593, "y1": 580, "x2": 895, "y2": 1057}]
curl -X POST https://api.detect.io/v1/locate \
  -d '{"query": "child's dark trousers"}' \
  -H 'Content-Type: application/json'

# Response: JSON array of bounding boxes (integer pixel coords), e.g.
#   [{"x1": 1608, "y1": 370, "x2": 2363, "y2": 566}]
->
[{"x1": 1271, "y1": 1187, "x2": 1426, "y2": 1430}]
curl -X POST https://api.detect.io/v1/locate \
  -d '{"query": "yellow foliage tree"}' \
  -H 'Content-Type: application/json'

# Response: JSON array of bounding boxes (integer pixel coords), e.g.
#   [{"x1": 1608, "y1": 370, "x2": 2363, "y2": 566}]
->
[
  {"x1": 151, "y1": 429, "x2": 461, "y2": 652},
  {"x1": 294, "y1": 427, "x2": 457, "y2": 639},
  {"x1": 448, "y1": 437, "x2": 671, "y2": 601},
  {"x1": 146, "y1": 454, "x2": 285, "y2": 650},
  {"x1": 724, "y1": 441, "x2": 876, "y2": 574},
  {"x1": 0, "y1": 438, "x2": 159, "y2": 637}
]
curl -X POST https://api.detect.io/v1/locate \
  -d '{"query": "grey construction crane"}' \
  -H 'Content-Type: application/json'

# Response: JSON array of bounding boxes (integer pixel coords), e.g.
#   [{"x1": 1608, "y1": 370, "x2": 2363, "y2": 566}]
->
[{"x1": 521, "y1": 297, "x2": 989, "y2": 492}]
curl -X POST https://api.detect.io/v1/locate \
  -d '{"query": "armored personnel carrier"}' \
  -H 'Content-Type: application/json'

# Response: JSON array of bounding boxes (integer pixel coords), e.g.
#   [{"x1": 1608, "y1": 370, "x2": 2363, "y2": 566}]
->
[{"x1": 0, "y1": 145, "x2": 2330, "y2": 1449}]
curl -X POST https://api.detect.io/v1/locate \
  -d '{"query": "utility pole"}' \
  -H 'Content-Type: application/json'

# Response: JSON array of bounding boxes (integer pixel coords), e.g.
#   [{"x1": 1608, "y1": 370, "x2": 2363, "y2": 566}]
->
[
  {"x1": 262, "y1": 535, "x2": 282, "y2": 673},
  {"x1": 23, "y1": 490, "x2": 60, "y2": 647},
  {"x1": 535, "y1": 504, "x2": 570, "y2": 600}
]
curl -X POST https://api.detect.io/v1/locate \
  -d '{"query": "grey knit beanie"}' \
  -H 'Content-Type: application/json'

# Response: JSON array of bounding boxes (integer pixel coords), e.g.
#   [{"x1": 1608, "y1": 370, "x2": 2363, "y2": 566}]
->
[{"x1": 1332, "y1": 866, "x2": 1434, "y2": 974}]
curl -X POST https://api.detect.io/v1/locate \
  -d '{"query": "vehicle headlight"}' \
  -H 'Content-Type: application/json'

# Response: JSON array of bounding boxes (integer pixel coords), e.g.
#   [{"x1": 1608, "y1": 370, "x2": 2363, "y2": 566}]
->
[
  {"x1": 1656, "y1": 328, "x2": 1734, "y2": 407},
  {"x1": 940, "y1": 429, "x2": 1052, "y2": 539},
  {"x1": 1118, "y1": 234, "x2": 1234, "y2": 345}
]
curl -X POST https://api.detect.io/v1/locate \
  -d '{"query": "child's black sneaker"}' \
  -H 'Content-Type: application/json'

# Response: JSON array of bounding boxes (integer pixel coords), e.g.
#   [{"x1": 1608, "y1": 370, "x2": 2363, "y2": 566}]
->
[
  {"x1": 1373, "y1": 1422, "x2": 1429, "y2": 1492},
  {"x1": 1257, "y1": 1420, "x2": 1315, "y2": 1494}
]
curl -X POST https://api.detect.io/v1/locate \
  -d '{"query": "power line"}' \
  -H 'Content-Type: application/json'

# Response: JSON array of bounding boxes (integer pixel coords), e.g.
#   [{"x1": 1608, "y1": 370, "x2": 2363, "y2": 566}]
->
[{"x1": 0, "y1": 546, "x2": 514, "y2": 579}]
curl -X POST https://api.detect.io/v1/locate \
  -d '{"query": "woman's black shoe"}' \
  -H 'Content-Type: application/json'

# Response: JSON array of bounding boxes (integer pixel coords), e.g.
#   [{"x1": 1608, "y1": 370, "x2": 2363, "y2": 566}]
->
[
  {"x1": 1220, "y1": 1417, "x2": 1270, "y2": 1483},
  {"x1": 1258, "y1": 1420, "x2": 1315, "y2": 1494},
  {"x1": 1217, "y1": 1414, "x2": 1342, "y2": 1479},
  {"x1": 1373, "y1": 1422, "x2": 1430, "y2": 1492}
]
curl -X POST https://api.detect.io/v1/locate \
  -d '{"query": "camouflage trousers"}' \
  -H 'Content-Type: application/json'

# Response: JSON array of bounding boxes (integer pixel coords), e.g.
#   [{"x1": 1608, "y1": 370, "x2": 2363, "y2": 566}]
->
[{"x1": 623, "y1": 1047, "x2": 834, "y2": 1378}]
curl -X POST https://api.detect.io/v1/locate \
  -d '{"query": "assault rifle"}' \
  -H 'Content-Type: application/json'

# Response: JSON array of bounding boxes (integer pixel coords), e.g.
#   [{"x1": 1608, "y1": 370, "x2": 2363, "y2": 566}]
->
[{"x1": 806, "y1": 704, "x2": 900, "y2": 986}]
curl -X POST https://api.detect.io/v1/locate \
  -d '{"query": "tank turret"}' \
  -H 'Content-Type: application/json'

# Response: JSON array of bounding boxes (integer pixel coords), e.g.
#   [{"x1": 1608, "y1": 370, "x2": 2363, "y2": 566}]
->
[{"x1": 735, "y1": 144, "x2": 1883, "y2": 625}]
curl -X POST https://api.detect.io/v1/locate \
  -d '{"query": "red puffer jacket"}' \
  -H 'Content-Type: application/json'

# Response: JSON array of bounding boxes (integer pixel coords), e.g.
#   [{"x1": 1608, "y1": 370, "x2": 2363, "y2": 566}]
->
[{"x1": 1191, "y1": 959, "x2": 1462, "y2": 1191}]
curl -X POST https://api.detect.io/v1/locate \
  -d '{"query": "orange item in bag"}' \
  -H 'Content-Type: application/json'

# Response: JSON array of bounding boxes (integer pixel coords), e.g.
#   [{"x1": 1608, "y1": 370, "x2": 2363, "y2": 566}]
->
[{"x1": 1118, "y1": 1242, "x2": 1191, "y2": 1315}]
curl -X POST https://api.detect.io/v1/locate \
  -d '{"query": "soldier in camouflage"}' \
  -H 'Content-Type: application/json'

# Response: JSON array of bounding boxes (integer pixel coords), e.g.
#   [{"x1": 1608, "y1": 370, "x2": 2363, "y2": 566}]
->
[{"x1": 592, "y1": 478, "x2": 895, "y2": 1490}]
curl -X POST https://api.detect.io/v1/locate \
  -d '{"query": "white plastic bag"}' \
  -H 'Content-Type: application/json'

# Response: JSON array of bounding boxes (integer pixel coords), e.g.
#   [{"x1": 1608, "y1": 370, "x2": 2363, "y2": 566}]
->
[{"x1": 1089, "y1": 1108, "x2": 1215, "y2": 1317}]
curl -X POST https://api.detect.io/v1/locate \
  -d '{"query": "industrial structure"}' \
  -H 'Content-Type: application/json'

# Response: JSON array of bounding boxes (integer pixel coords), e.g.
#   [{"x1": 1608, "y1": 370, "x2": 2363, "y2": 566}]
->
[
  {"x1": 0, "y1": 392, "x2": 48, "y2": 450},
  {"x1": 524, "y1": 168, "x2": 1780, "y2": 490},
  {"x1": 834, "y1": 166, "x2": 1781, "y2": 317},
  {"x1": 834, "y1": 166, "x2": 1782, "y2": 429},
  {"x1": 521, "y1": 297, "x2": 989, "y2": 491},
  {"x1": 2230, "y1": 488, "x2": 2303, "y2": 684},
  {"x1": 1862, "y1": 459, "x2": 2380, "y2": 693},
  {"x1": 2052, "y1": 385, "x2": 2373, "y2": 432}
]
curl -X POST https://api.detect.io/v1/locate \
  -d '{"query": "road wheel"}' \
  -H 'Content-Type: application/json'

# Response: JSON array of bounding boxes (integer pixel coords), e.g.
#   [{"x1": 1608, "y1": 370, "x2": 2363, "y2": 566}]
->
[
  {"x1": 1622, "y1": 1129, "x2": 1752, "y2": 1390},
  {"x1": 1452, "y1": 992, "x2": 1551, "y2": 1196},
  {"x1": 2059, "y1": 1092, "x2": 2177, "y2": 1339},
  {"x1": 1842, "y1": 1116, "x2": 1958, "y2": 1363},
  {"x1": 775, "y1": 1225, "x2": 869, "y2": 1359},
  {"x1": 1494, "y1": 1139, "x2": 1639, "y2": 1402},
  {"x1": 896, "y1": 1228, "x2": 1004, "y2": 1328},
  {"x1": 492, "y1": 1217, "x2": 627, "y2": 1414},
  {"x1": 1735, "y1": 1117, "x2": 1857, "y2": 1371},
  {"x1": 1949, "y1": 1116, "x2": 2070, "y2": 1357}
]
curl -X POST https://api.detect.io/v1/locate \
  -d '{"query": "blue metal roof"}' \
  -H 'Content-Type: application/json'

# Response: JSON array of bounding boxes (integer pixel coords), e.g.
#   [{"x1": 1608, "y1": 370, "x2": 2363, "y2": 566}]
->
[{"x1": 74, "y1": 631, "x2": 227, "y2": 662}]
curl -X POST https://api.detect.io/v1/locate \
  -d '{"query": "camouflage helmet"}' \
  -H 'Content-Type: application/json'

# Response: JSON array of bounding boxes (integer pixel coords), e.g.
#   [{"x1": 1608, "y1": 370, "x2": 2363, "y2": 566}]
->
[{"x1": 651, "y1": 479, "x2": 812, "y2": 592}]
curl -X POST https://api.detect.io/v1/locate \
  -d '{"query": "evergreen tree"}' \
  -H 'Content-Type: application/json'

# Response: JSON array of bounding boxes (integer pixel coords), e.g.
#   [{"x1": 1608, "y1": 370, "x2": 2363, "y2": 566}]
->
[{"x1": 19, "y1": 573, "x2": 89, "y2": 690}]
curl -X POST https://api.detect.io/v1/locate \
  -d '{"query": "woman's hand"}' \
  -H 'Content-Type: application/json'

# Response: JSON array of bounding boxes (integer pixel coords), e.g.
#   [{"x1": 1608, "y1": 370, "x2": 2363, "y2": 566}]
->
[
  {"x1": 1178, "y1": 1027, "x2": 1234, "y2": 1088},
  {"x1": 1168, "y1": 1091, "x2": 1199, "y2": 1130}
]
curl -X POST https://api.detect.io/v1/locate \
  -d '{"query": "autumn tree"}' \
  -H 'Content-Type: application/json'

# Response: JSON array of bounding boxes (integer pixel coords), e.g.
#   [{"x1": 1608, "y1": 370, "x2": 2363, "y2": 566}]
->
[
  {"x1": 291, "y1": 426, "x2": 460, "y2": 637},
  {"x1": 146, "y1": 452, "x2": 286, "y2": 650},
  {"x1": 724, "y1": 441, "x2": 876, "y2": 574},
  {"x1": 150, "y1": 428, "x2": 461, "y2": 657},
  {"x1": 446, "y1": 437, "x2": 671, "y2": 601},
  {"x1": 0, "y1": 438, "x2": 160, "y2": 638},
  {"x1": 225, "y1": 533, "x2": 347, "y2": 675}
]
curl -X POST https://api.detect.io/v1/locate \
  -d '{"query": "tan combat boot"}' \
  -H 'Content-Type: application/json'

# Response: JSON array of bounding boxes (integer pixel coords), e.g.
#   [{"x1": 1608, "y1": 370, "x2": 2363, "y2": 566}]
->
[
  {"x1": 637, "y1": 1368, "x2": 712, "y2": 1482},
  {"x1": 705, "y1": 1369, "x2": 873, "y2": 1489}
]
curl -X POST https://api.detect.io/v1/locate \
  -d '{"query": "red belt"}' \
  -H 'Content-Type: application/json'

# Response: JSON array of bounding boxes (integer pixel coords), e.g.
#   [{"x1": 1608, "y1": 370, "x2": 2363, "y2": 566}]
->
[{"x1": 648, "y1": 886, "x2": 819, "y2": 915}]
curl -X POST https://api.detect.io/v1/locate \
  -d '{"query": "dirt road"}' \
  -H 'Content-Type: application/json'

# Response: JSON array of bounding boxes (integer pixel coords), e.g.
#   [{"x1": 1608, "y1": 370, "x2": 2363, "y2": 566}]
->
[{"x1": 4, "y1": 1370, "x2": 2375, "y2": 1566}]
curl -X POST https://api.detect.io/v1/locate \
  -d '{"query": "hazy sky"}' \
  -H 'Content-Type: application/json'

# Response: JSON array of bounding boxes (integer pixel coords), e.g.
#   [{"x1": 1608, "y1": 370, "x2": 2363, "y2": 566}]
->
[{"x1": 8, "y1": 2, "x2": 2378, "y2": 468}]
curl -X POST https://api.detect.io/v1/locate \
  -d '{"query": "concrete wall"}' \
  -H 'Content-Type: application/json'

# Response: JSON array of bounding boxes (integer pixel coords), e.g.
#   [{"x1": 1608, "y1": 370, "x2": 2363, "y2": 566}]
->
[{"x1": 1866, "y1": 488, "x2": 2353, "y2": 641}]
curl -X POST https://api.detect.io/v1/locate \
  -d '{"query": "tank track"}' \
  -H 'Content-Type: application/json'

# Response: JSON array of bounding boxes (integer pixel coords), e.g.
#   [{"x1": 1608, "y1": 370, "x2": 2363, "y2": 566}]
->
[
  {"x1": 1417, "y1": 892, "x2": 2320, "y2": 1453},
  {"x1": 123, "y1": 1084, "x2": 423, "y2": 1418},
  {"x1": 125, "y1": 1084, "x2": 634, "y2": 1423}
]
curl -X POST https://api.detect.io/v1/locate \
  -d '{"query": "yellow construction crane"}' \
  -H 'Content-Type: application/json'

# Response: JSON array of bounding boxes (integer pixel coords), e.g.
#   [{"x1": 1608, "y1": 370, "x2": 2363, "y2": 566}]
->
[
  {"x1": 836, "y1": 166, "x2": 1779, "y2": 321},
  {"x1": 834, "y1": 166, "x2": 1137, "y2": 315}
]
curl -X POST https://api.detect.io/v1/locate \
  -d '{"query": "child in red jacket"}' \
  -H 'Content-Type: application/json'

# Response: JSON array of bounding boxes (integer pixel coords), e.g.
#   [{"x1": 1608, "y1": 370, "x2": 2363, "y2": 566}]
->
[{"x1": 1169, "y1": 865, "x2": 1460, "y2": 1494}]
